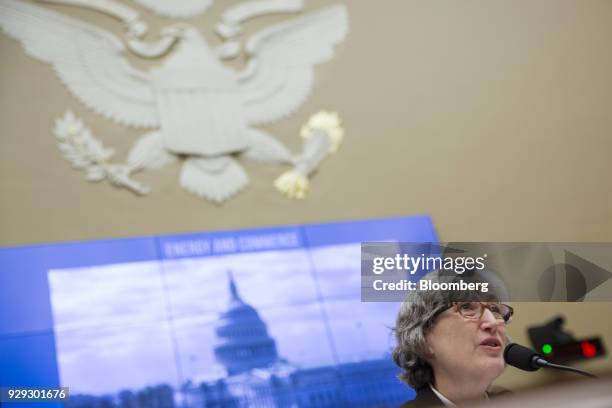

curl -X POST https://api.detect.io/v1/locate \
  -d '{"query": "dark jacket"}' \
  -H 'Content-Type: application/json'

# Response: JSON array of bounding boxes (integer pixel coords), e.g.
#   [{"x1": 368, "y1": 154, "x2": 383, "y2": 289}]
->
[
  {"x1": 399, "y1": 385, "x2": 512, "y2": 407},
  {"x1": 399, "y1": 386, "x2": 444, "y2": 408}
]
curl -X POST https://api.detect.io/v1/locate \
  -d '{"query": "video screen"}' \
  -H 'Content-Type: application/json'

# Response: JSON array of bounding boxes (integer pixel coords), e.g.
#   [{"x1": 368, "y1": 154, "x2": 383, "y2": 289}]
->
[{"x1": 0, "y1": 215, "x2": 437, "y2": 407}]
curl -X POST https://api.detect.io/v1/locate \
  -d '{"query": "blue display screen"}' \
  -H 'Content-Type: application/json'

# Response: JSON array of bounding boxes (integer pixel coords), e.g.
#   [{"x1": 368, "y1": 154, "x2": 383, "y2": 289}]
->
[{"x1": 0, "y1": 215, "x2": 437, "y2": 408}]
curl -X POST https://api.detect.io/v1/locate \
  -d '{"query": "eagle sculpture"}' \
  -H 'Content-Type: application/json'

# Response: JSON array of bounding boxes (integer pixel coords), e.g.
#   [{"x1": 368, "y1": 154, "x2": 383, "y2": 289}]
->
[{"x1": 0, "y1": 0, "x2": 348, "y2": 203}]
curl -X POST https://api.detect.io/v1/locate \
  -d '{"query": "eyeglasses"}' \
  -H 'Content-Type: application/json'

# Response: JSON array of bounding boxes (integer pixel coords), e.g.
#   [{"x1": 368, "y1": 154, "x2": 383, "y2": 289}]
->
[{"x1": 438, "y1": 302, "x2": 514, "y2": 324}]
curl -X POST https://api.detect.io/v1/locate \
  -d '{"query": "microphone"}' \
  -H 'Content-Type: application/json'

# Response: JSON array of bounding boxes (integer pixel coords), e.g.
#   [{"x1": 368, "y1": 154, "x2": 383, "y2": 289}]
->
[
  {"x1": 504, "y1": 343, "x2": 596, "y2": 378},
  {"x1": 504, "y1": 342, "x2": 548, "y2": 371}
]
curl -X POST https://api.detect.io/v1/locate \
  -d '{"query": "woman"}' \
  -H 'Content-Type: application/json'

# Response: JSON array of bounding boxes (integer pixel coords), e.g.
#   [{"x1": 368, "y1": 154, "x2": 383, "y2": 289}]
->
[{"x1": 393, "y1": 272, "x2": 513, "y2": 407}]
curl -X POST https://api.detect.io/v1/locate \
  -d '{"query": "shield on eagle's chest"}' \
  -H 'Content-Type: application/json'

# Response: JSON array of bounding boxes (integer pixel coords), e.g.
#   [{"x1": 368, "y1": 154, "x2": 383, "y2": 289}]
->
[{"x1": 151, "y1": 46, "x2": 249, "y2": 157}]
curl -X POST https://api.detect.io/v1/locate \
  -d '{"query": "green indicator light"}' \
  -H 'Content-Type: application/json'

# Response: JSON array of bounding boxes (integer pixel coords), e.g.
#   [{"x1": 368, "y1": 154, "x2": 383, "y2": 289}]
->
[{"x1": 542, "y1": 344, "x2": 553, "y2": 354}]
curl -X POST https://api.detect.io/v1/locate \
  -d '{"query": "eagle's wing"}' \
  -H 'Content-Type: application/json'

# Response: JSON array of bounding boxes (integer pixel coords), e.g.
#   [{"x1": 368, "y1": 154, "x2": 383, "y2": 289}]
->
[
  {"x1": 237, "y1": 5, "x2": 348, "y2": 125},
  {"x1": 132, "y1": 0, "x2": 212, "y2": 18},
  {"x1": 0, "y1": 0, "x2": 158, "y2": 128}
]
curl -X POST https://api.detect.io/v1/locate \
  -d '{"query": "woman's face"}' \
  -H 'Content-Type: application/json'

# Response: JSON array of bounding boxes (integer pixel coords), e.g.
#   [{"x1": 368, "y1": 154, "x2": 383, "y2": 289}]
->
[{"x1": 425, "y1": 303, "x2": 507, "y2": 385}]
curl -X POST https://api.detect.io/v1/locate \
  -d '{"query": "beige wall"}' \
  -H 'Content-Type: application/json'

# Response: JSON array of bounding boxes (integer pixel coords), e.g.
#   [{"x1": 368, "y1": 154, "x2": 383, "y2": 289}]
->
[{"x1": 1, "y1": 0, "x2": 612, "y2": 391}]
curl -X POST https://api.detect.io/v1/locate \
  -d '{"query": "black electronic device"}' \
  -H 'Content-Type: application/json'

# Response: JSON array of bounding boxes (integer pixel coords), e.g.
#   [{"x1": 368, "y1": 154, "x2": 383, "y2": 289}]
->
[{"x1": 527, "y1": 316, "x2": 606, "y2": 364}]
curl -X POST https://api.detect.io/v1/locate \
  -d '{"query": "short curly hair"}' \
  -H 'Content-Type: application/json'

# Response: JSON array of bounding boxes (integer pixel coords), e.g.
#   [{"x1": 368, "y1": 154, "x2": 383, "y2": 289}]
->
[{"x1": 392, "y1": 270, "x2": 507, "y2": 389}]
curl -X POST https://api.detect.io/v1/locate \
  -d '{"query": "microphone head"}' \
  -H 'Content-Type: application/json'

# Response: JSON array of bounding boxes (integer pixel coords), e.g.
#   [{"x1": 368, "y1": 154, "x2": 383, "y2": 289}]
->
[{"x1": 504, "y1": 343, "x2": 541, "y2": 371}]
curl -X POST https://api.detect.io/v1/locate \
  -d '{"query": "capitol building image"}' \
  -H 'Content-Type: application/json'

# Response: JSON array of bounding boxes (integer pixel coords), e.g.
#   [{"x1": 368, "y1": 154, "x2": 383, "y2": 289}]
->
[
  {"x1": 67, "y1": 272, "x2": 413, "y2": 408},
  {"x1": 180, "y1": 272, "x2": 412, "y2": 408}
]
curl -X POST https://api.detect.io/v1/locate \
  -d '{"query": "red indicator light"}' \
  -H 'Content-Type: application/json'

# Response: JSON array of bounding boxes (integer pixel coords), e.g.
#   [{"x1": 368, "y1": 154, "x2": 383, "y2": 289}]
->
[{"x1": 581, "y1": 341, "x2": 597, "y2": 358}]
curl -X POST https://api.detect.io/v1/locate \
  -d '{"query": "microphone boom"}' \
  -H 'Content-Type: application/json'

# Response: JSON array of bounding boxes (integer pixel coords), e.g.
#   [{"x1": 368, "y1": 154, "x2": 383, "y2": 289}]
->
[{"x1": 504, "y1": 343, "x2": 596, "y2": 378}]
